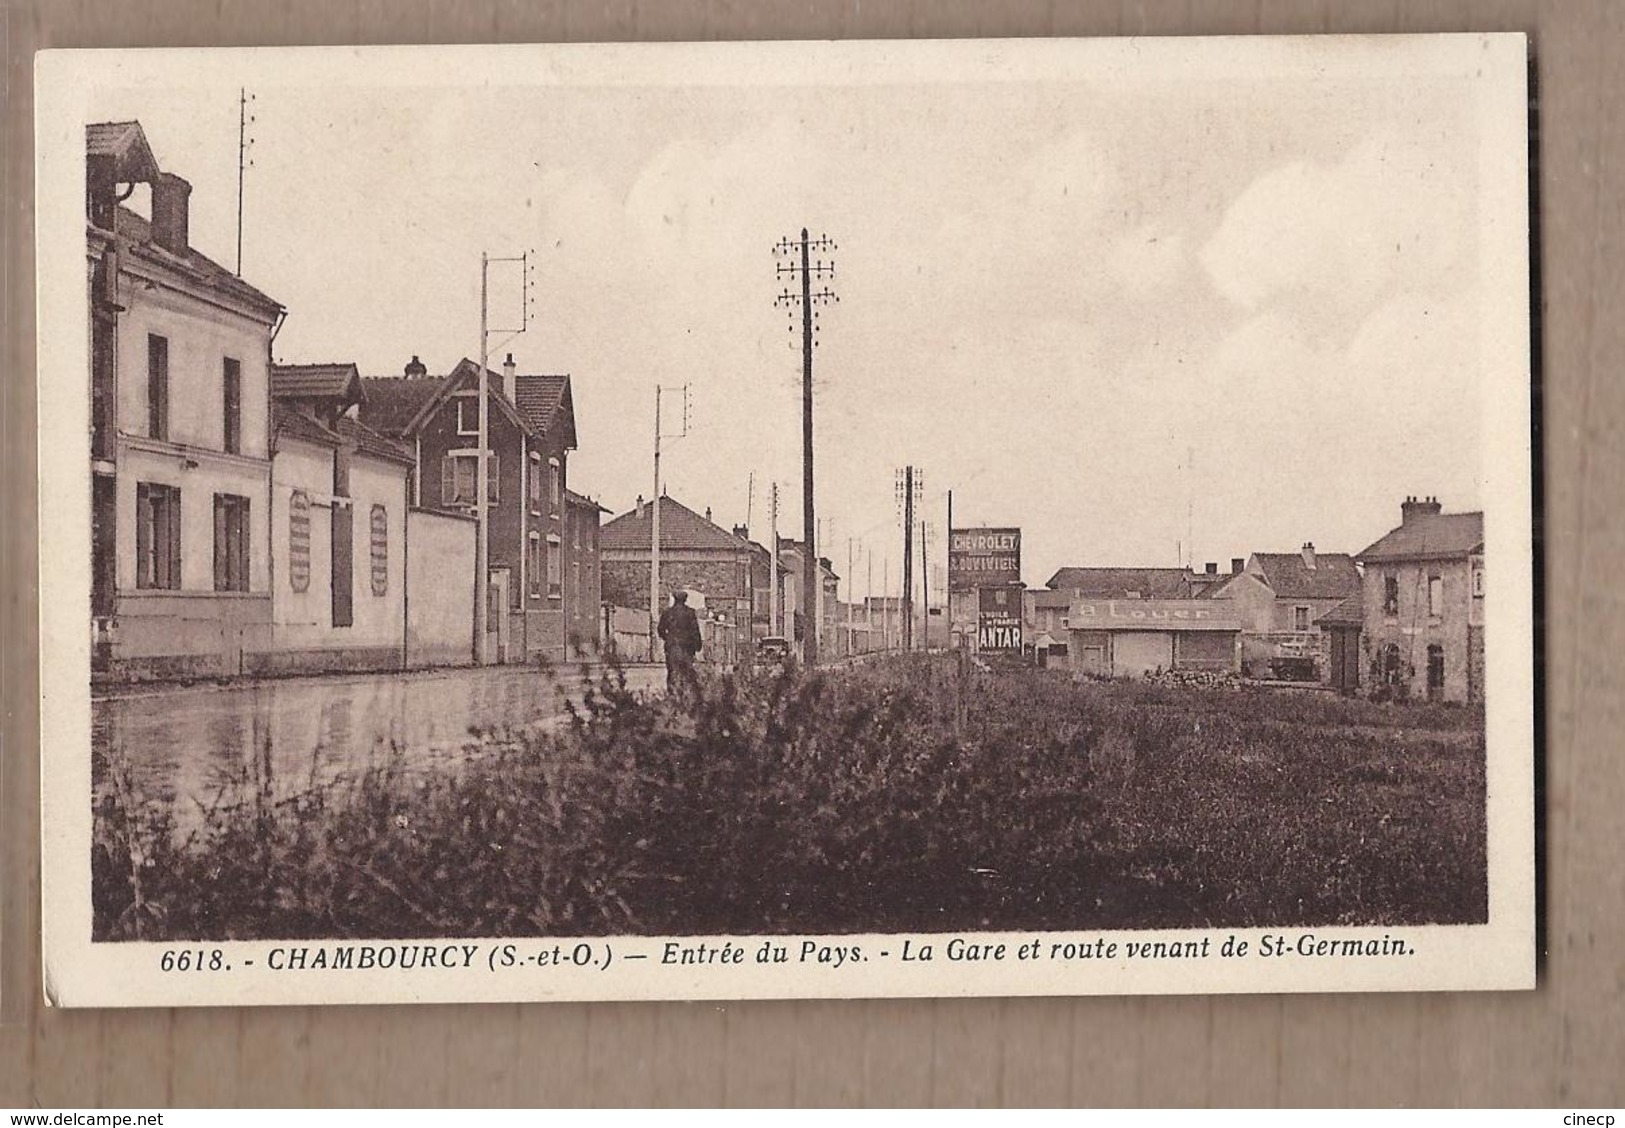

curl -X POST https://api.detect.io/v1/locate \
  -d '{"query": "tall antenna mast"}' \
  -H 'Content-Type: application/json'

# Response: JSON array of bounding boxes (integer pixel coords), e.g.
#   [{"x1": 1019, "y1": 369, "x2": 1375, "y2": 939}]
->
[{"x1": 236, "y1": 89, "x2": 255, "y2": 276}]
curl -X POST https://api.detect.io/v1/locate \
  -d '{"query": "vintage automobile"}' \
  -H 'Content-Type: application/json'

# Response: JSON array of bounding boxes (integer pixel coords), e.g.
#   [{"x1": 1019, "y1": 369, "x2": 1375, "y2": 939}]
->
[{"x1": 757, "y1": 636, "x2": 793, "y2": 662}]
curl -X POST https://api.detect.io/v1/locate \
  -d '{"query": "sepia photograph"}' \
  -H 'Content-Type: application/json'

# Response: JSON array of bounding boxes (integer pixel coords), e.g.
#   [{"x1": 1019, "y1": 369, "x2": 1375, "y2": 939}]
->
[{"x1": 36, "y1": 33, "x2": 1536, "y2": 1006}]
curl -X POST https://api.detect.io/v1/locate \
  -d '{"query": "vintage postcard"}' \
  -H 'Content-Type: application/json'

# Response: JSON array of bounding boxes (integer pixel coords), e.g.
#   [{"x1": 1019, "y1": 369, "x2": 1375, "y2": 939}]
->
[{"x1": 36, "y1": 34, "x2": 1535, "y2": 1007}]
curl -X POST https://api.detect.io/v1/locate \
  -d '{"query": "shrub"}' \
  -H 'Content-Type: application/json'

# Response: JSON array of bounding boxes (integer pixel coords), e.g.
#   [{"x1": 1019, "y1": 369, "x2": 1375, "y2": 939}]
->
[{"x1": 92, "y1": 657, "x2": 1487, "y2": 940}]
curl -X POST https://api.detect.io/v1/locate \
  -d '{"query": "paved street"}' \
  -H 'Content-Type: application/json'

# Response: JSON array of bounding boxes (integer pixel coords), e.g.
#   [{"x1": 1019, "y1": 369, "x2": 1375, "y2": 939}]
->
[{"x1": 93, "y1": 664, "x2": 663, "y2": 826}]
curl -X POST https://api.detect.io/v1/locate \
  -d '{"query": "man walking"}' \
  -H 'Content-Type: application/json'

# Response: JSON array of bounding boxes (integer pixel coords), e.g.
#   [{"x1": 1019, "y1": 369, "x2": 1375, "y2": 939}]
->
[{"x1": 657, "y1": 589, "x2": 704, "y2": 703}]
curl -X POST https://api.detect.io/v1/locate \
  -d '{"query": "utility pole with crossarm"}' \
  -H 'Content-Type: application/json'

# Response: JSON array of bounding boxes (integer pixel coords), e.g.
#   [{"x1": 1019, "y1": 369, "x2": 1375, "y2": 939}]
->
[{"x1": 773, "y1": 229, "x2": 838, "y2": 665}]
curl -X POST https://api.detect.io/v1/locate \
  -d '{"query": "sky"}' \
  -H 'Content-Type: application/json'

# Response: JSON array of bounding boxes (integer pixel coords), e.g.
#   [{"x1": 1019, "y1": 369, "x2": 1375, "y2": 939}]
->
[{"x1": 84, "y1": 38, "x2": 1519, "y2": 597}]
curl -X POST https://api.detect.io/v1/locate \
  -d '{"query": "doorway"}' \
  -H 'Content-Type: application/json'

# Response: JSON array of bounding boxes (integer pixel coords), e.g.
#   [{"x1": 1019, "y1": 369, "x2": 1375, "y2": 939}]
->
[{"x1": 489, "y1": 567, "x2": 511, "y2": 663}]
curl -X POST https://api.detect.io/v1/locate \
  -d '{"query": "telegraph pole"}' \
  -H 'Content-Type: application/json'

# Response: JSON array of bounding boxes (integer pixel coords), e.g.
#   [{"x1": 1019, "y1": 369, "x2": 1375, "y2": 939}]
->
[
  {"x1": 474, "y1": 250, "x2": 534, "y2": 665},
  {"x1": 900, "y1": 466, "x2": 916, "y2": 652},
  {"x1": 476, "y1": 253, "x2": 488, "y2": 662},
  {"x1": 774, "y1": 229, "x2": 838, "y2": 665},
  {"x1": 920, "y1": 519, "x2": 930, "y2": 651},
  {"x1": 236, "y1": 89, "x2": 255, "y2": 276},
  {"x1": 769, "y1": 482, "x2": 780, "y2": 636},
  {"x1": 882, "y1": 553, "x2": 891, "y2": 651},
  {"x1": 649, "y1": 383, "x2": 691, "y2": 660},
  {"x1": 865, "y1": 547, "x2": 873, "y2": 653},
  {"x1": 847, "y1": 536, "x2": 854, "y2": 658}
]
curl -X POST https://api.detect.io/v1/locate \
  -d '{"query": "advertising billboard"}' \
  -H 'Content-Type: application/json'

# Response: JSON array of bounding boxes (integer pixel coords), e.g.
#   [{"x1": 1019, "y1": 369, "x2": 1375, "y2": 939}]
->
[
  {"x1": 950, "y1": 527, "x2": 1021, "y2": 591},
  {"x1": 976, "y1": 584, "x2": 1023, "y2": 652}
]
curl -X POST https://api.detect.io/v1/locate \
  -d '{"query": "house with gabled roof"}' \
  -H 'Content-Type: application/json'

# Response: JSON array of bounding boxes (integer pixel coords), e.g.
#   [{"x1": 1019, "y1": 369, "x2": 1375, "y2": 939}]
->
[
  {"x1": 1208, "y1": 543, "x2": 1361, "y2": 680},
  {"x1": 1355, "y1": 496, "x2": 1485, "y2": 703},
  {"x1": 1044, "y1": 566, "x2": 1199, "y2": 601},
  {"x1": 601, "y1": 494, "x2": 764, "y2": 664},
  {"x1": 87, "y1": 120, "x2": 287, "y2": 681},
  {"x1": 358, "y1": 352, "x2": 582, "y2": 663}
]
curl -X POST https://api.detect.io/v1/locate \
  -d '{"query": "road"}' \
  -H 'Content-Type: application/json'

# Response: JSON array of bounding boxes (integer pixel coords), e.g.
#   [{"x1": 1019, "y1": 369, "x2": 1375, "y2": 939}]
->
[{"x1": 93, "y1": 663, "x2": 664, "y2": 827}]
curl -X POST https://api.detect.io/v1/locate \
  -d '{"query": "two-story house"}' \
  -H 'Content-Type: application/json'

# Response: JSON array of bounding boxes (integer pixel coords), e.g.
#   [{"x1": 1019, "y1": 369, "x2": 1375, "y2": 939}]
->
[
  {"x1": 87, "y1": 121, "x2": 286, "y2": 681},
  {"x1": 1208, "y1": 544, "x2": 1361, "y2": 680},
  {"x1": 1356, "y1": 497, "x2": 1485, "y2": 704},
  {"x1": 359, "y1": 353, "x2": 581, "y2": 664}
]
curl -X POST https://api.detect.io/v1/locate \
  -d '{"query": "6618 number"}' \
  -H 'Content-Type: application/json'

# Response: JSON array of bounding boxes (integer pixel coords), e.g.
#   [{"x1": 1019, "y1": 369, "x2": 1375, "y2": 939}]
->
[{"x1": 159, "y1": 948, "x2": 226, "y2": 972}]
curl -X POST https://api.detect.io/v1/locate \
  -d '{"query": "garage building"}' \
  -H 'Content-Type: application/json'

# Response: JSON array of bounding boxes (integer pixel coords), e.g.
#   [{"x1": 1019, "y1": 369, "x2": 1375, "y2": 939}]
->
[{"x1": 1065, "y1": 598, "x2": 1242, "y2": 679}]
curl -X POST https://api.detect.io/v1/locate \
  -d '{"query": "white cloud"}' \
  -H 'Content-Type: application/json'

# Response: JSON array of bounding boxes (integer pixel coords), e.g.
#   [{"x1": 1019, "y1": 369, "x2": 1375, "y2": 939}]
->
[{"x1": 1200, "y1": 131, "x2": 1473, "y2": 328}]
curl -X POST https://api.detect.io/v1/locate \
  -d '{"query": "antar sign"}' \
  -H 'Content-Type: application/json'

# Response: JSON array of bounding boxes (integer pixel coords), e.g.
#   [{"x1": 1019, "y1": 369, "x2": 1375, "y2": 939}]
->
[{"x1": 950, "y1": 527, "x2": 1021, "y2": 591}]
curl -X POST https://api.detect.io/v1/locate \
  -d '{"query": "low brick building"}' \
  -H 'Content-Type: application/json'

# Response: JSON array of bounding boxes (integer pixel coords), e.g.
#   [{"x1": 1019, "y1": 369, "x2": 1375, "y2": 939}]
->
[
  {"x1": 563, "y1": 489, "x2": 608, "y2": 657},
  {"x1": 1356, "y1": 497, "x2": 1485, "y2": 704},
  {"x1": 601, "y1": 495, "x2": 759, "y2": 663}
]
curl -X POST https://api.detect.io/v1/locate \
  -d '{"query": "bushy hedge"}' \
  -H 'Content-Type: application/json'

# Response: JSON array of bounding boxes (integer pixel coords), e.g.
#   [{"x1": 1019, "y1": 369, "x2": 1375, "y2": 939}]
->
[{"x1": 93, "y1": 657, "x2": 1486, "y2": 941}]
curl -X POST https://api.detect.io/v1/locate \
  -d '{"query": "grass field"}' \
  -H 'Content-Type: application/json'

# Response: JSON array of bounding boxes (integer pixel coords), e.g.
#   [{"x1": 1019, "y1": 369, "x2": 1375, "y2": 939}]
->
[{"x1": 93, "y1": 655, "x2": 1487, "y2": 941}]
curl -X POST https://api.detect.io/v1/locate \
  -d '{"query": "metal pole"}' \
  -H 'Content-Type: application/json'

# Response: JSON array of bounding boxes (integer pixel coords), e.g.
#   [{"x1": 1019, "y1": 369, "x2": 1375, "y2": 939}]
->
[
  {"x1": 902, "y1": 466, "x2": 914, "y2": 651},
  {"x1": 883, "y1": 553, "x2": 890, "y2": 651},
  {"x1": 769, "y1": 483, "x2": 779, "y2": 636},
  {"x1": 650, "y1": 385, "x2": 662, "y2": 663},
  {"x1": 921, "y1": 518, "x2": 929, "y2": 651},
  {"x1": 475, "y1": 253, "x2": 489, "y2": 665},
  {"x1": 236, "y1": 89, "x2": 246, "y2": 276},
  {"x1": 847, "y1": 536, "x2": 854, "y2": 658},
  {"x1": 800, "y1": 229, "x2": 818, "y2": 666},
  {"x1": 947, "y1": 488, "x2": 954, "y2": 645},
  {"x1": 865, "y1": 548, "x2": 873, "y2": 654}
]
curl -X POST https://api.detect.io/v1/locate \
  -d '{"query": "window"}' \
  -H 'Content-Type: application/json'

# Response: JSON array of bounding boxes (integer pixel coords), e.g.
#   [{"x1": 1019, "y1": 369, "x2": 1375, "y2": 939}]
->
[
  {"x1": 213, "y1": 493, "x2": 251, "y2": 592},
  {"x1": 1427, "y1": 644, "x2": 1445, "y2": 699},
  {"x1": 369, "y1": 505, "x2": 388, "y2": 596},
  {"x1": 549, "y1": 461, "x2": 562, "y2": 515},
  {"x1": 573, "y1": 561, "x2": 581, "y2": 601},
  {"x1": 547, "y1": 535, "x2": 562, "y2": 595},
  {"x1": 527, "y1": 534, "x2": 542, "y2": 597},
  {"x1": 288, "y1": 489, "x2": 311, "y2": 593},
  {"x1": 1472, "y1": 565, "x2": 1485, "y2": 598},
  {"x1": 1383, "y1": 575, "x2": 1400, "y2": 616},
  {"x1": 147, "y1": 334, "x2": 169, "y2": 440},
  {"x1": 1428, "y1": 575, "x2": 1444, "y2": 618},
  {"x1": 441, "y1": 451, "x2": 498, "y2": 506},
  {"x1": 456, "y1": 396, "x2": 479, "y2": 436},
  {"x1": 527, "y1": 453, "x2": 543, "y2": 509},
  {"x1": 1293, "y1": 605, "x2": 1310, "y2": 632},
  {"x1": 135, "y1": 482, "x2": 181, "y2": 589},
  {"x1": 222, "y1": 357, "x2": 242, "y2": 454}
]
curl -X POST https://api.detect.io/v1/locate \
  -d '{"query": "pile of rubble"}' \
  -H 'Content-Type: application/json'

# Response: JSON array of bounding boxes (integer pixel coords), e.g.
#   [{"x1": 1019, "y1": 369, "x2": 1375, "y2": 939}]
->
[{"x1": 1142, "y1": 668, "x2": 1244, "y2": 691}]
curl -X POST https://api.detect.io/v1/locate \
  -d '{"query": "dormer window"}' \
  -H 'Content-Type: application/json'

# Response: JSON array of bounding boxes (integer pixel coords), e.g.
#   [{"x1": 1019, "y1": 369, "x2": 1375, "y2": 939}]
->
[{"x1": 456, "y1": 396, "x2": 479, "y2": 436}]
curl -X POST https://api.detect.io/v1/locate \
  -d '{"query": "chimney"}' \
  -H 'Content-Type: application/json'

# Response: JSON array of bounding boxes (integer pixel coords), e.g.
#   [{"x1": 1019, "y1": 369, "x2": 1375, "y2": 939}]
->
[
  {"x1": 1205, "y1": 562, "x2": 1218, "y2": 576},
  {"x1": 87, "y1": 152, "x2": 117, "y2": 227},
  {"x1": 404, "y1": 355, "x2": 427, "y2": 378},
  {"x1": 151, "y1": 173, "x2": 192, "y2": 255},
  {"x1": 733, "y1": 524, "x2": 749, "y2": 539},
  {"x1": 636, "y1": 494, "x2": 645, "y2": 518},
  {"x1": 1230, "y1": 557, "x2": 1245, "y2": 576},
  {"x1": 503, "y1": 353, "x2": 517, "y2": 403},
  {"x1": 705, "y1": 506, "x2": 713, "y2": 524},
  {"x1": 1401, "y1": 495, "x2": 1443, "y2": 525}
]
